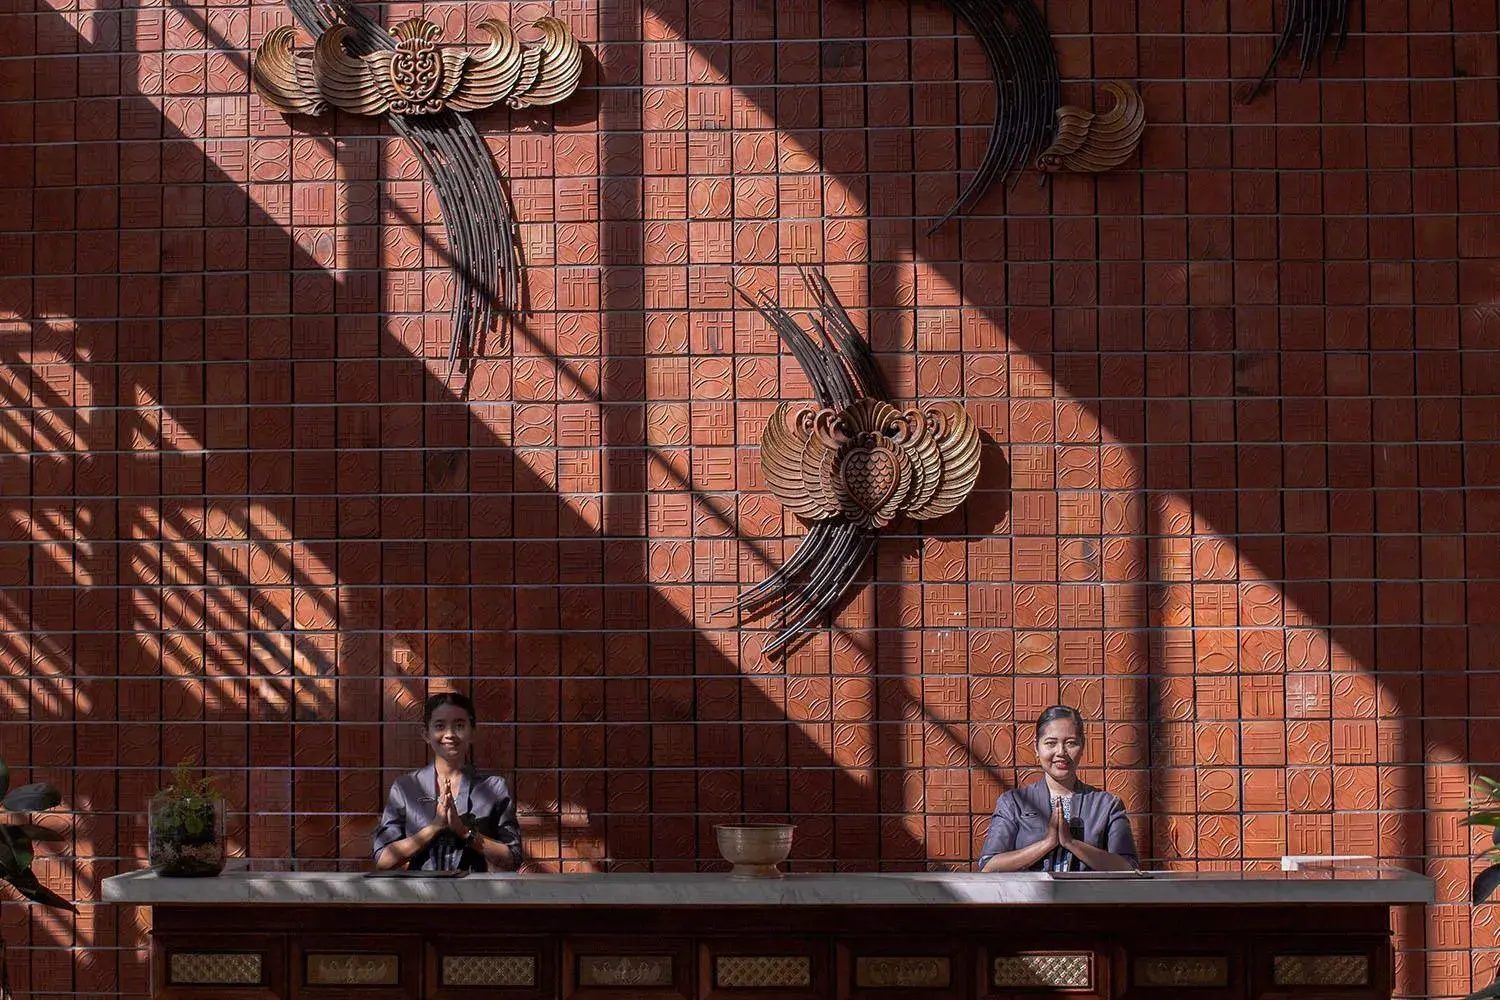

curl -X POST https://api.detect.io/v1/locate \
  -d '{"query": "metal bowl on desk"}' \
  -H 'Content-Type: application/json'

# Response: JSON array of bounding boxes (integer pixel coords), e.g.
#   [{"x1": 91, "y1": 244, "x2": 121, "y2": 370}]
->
[{"x1": 714, "y1": 824, "x2": 795, "y2": 879}]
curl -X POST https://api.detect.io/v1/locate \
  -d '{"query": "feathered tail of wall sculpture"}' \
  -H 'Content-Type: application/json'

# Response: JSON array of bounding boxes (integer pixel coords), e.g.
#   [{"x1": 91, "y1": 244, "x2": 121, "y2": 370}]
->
[
  {"x1": 1241, "y1": 0, "x2": 1353, "y2": 102},
  {"x1": 932, "y1": 0, "x2": 1061, "y2": 229},
  {"x1": 726, "y1": 270, "x2": 982, "y2": 661},
  {"x1": 1037, "y1": 82, "x2": 1147, "y2": 173},
  {"x1": 252, "y1": 0, "x2": 585, "y2": 374},
  {"x1": 931, "y1": 0, "x2": 1146, "y2": 231}
]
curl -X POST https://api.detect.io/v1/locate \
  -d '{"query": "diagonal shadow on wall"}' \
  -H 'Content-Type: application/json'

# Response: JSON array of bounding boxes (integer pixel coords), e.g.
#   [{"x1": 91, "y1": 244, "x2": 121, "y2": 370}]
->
[
  {"x1": 618, "y1": 0, "x2": 1493, "y2": 996},
  {"x1": 0, "y1": 3, "x2": 997, "y2": 996}
]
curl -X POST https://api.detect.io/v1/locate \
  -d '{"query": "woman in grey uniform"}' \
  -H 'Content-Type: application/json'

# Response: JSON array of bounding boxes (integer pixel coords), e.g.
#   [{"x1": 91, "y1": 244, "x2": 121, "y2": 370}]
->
[
  {"x1": 978, "y1": 705, "x2": 1139, "y2": 873},
  {"x1": 373, "y1": 692, "x2": 523, "y2": 872}
]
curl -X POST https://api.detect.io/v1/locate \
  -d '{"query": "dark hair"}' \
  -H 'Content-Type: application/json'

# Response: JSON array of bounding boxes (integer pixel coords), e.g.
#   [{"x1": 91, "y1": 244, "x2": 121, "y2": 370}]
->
[
  {"x1": 424, "y1": 691, "x2": 477, "y2": 727},
  {"x1": 1035, "y1": 705, "x2": 1084, "y2": 741}
]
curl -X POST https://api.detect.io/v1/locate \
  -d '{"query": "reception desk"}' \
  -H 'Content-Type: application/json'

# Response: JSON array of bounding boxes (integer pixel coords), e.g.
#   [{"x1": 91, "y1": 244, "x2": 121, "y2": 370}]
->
[{"x1": 102, "y1": 868, "x2": 1433, "y2": 1000}]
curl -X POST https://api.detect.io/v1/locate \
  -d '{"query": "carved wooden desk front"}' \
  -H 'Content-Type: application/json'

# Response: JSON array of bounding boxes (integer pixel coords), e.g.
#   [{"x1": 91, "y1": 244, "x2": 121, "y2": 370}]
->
[{"x1": 101, "y1": 870, "x2": 1433, "y2": 1000}]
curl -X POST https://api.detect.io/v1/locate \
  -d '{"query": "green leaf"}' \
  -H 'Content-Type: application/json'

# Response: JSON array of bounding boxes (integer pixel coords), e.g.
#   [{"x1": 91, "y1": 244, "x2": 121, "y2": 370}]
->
[
  {"x1": 2, "y1": 783, "x2": 61, "y2": 812},
  {"x1": 0, "y1": 826, "x2": 33, "y2": 869},
  {"x1": 1464, "y1": 975, "x2": 1500, "y2": 1000},
  {"x1": 16, "y1": 879, "x2": 76, "y2": 913},
  {"x1": 0, "y1": 866, "x2": 76, "y2": 913},
  {"x1": 3, "y1": 865, "x2": 39, "y2": 893},
  {"x1": 15, "y1": 824, "x2": 64, "y2": 843},
  {"x1": 1475, "y1": 863, "x2": 1500, "y2": 905},
  {"x1": 0, "y1": 756, "x2": 9, "y2": 800},
  {"x1": 1462, "y1": 812, "x2": 1500, "y2": 828}
]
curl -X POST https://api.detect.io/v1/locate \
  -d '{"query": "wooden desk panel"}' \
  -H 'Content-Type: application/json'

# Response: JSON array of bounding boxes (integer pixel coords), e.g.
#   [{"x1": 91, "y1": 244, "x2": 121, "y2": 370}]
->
[
  {"x1": 291, "y1": 935, "x2": 422, "y2": 1000},
  {"x1": 153, "y1": 932, "x2": 287, "y2": 1000},
  {"x1": 144, "y1": 904, "x2": 1396, "y2": 1000},
  {"x1": 699, "y1": 936, "x2": 829, "y2": 1000},
  {"x1": 426, "y1": 935, "x2": 557, "y2": 1000}
]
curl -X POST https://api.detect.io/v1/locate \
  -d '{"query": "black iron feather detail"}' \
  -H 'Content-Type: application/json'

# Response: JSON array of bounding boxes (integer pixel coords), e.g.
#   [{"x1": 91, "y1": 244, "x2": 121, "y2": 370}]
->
[
  {"x1": 724, "y1": 269, "x2": 881, "y2": 661},
  {"x1": 282, "y1": 0, "x2": 520, "y2": 374},
  {"x1": 1241, "y1": 0, "x2": 1353, "y2": 102},
  {"x1": 931, "y1": 0, "x2": 1061, "y2": 232},
  {"x1": 731, "y1": 269, "x2": 984, "y2": 661}
]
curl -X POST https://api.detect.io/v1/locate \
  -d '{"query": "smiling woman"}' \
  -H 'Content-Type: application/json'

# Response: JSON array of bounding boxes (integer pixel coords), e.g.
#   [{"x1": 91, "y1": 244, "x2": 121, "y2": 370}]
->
[
  {"x1": 977, "y1": 706, "x2": 1139, "y2": 874},
  {"x1": 371, "y1": 693, "x2": 524, "y2": 872}
]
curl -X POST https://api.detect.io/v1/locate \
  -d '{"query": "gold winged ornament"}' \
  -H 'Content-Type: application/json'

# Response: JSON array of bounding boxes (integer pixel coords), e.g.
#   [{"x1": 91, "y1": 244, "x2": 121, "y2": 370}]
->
[
  {"x1": 1036, "y1": 82, "x2": 1147, "y2": 173},
  {"x1": 728, "y1": 270, "x2": 985, "y2": 661},
  {"x1": 249, "y1": 0, "x2": 591, "y2": 377},
  {"x1": 252, "y1": 16, "x2": 583, "y2": 117},
  {"x1": 761, "y1": 399, "x2": 981, "y2": 531}
]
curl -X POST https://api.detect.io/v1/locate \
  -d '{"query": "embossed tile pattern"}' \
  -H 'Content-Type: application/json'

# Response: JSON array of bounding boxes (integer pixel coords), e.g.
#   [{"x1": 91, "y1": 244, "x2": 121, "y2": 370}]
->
[
  {"x1": 992, "y1": 953, "x2": 1092, "y2": 989},
  {"x1": 442, "y1": 954, "x2": 538, "y2": 988},
  {"x1": 1272, "y1": 954, "x2": 1372, "y2": 988},
  {"x1": 855, "y1": 956, "x2": 951, "y2": 990},
  {"x1": 714, "y1": 955, "x2": 813, "y2": 989},
  {"x1": 305, "y1": 954, "x2": 401, "y2": 986},
  {"x1": 167, "y1": 952, "x2": 264, "y2": 986},
  {"x1": 577, "y1": 955, "x2": 674, "y2": 988},
  {"x1": 1133, "y1": 956, "x2": 1229, "y2": 989}
]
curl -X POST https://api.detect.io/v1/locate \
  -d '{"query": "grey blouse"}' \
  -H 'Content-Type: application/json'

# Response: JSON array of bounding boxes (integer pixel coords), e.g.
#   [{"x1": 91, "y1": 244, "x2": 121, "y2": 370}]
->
[
  {"x1": 372, "y1": 764, "x2": 524, "y2": 871},
  {"x1": 978, "y1": 779, "x2": 1138, "y2": 871}
]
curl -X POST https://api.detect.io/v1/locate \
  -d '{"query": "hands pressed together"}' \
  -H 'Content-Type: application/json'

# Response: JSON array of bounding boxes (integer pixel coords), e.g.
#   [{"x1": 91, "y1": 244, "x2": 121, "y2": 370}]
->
[
  {"x1": 979, "y1": 785, "x2": 1136, "y2": 874},
  {"x1": 374, "y1": 769, "x2": 522, "y2": 872},
  {"x1": 414, "y1": 778, "x2": 473, "y2": 846},
  {"x1": 437, "y1": 778, "x2": 469, "y2": 838},
  {"x1": 1043, "y1": 796, "x2": 1074, "y2": 849}
]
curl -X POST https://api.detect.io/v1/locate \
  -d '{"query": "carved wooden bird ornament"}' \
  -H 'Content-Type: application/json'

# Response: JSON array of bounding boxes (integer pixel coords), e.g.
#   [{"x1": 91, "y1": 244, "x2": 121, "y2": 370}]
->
[
  {"x1": 1036, "y1": 83, "x2": 1147, "y2": 173},
  {"x1": 761, "y1": 399, "x2": 980, "y2": 531},
  {"x1": 252, "y1": 16, "x2": 582, "y2": 117},
  {"x1": 727, "y1": 270, "x2": 984, "y2": 660}
]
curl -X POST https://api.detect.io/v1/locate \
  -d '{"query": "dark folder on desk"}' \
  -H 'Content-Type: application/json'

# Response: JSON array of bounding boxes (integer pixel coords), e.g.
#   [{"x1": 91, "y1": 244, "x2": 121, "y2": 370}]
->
[
  {"x1": 1047, "y1": 870, "x2": 1156, "y2": 879},
  {"x1": 363, "y1": 869, "x2": 470, "y2": 878}
]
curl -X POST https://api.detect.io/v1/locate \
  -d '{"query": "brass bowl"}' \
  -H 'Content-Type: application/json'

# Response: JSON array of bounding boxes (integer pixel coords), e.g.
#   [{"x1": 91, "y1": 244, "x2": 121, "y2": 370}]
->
[{"x1": 714, "y1": 823, "x2": 795, "y2": 879}]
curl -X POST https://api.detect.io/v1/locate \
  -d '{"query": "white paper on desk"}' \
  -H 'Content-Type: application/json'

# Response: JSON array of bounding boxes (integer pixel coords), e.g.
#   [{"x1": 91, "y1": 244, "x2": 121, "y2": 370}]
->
[{"x1": 1046, "y1": 870, "x2": 1156, "y2": 879}]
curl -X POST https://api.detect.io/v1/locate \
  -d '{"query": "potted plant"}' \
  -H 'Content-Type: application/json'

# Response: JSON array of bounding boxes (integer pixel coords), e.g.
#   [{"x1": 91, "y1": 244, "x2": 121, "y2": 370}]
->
[
  {"x1": 0, "y1": 755, "x2": 76, "y2": 1000},
  {"x1": 1464, "y1": 774, "x2": 1500, "y2": 1000},
  {"x1": 148, "y1": 759, "x2": 226, "y2": 877}
]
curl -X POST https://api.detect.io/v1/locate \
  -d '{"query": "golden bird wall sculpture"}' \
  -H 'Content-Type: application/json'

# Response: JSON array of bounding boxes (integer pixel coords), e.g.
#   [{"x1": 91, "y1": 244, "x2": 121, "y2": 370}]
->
[
  {"x1": 761, "y1": 399, "x2": 980, "y2": 532},
  {"x1": 248, "y1": 8, "x2": 587, "y2": 373},
  {"x1": 728, "y1": 270, "x2": 982, "y2": 661},
  {"x1": 252, "y1": 16, "x2": 583, "y2": 118}
]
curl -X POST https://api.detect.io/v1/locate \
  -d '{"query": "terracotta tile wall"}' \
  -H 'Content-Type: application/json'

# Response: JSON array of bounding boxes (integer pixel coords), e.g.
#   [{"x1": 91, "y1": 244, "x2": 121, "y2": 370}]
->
[{"x1": 2, "y1": 0, "x2": 1498, "y2": 995}]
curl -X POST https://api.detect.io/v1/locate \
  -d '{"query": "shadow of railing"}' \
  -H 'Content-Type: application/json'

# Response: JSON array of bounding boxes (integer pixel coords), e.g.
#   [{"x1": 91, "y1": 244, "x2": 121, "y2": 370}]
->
[
  {"x1": 619, "y1": 1, "x2": 1487, "y2": 996},
  {"x1": 0, "y1": 2, "x2": 1010, "y2": 997}
]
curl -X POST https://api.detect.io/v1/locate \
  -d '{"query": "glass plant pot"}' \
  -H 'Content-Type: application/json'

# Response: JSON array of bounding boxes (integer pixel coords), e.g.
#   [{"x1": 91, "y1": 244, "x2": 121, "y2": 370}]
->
[{"x1": 148, "y1": 793, "x2": 226, "y2": 877}]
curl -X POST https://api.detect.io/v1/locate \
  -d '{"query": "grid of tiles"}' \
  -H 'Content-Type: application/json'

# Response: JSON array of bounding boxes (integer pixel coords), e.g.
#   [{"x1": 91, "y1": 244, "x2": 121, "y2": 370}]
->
[{"x1": 2, "y1": 0, "x2": 1499, "y2": 996}]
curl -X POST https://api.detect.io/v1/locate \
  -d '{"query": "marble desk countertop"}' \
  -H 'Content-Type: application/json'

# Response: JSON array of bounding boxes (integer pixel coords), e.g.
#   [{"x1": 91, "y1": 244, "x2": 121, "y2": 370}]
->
[{"x1": 101, "y1": 868, "x2": 1435, "y2": 907}]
